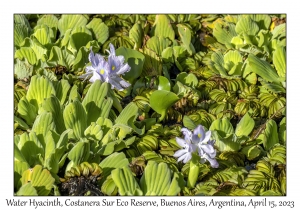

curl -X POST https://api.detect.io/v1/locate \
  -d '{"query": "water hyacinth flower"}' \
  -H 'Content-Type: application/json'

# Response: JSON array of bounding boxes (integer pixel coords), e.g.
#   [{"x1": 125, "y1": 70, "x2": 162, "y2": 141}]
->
[
  {"x1": 174, "y1": 125, "x2": 219, "y2": 168},
  {"x1": 79, "y1": 44, "x2": 131, "y2": 91}
]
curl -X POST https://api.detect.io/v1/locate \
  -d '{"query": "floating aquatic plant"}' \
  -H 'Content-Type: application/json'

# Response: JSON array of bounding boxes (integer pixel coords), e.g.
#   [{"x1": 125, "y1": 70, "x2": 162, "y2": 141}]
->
[{"x1": 14, "y1": 14, "x2": 286, "y2": 196}]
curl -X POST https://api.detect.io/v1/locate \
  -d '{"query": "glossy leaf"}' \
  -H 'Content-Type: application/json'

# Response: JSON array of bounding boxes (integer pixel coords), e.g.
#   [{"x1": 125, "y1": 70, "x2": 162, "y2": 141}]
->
[
  {"x1": 146, "y1": 36, "x2": 171, "y2": 56},
  {"x1": 111, "y1": 167, "x2": 143, "y2": 195},
  {"x1": 258, "y1": 119, "x2": 279, "y2": 151},
  {"x1": 247, "y1": 54, "x2": 280, "y2": 84},
  {"x1": 115, "y1": 102, "x2": 144, "y2": 135},
  {"x1": 67, "y1": 140, "x2": 90, "y2": 165},
  {"x1": 86, "y1": 18, "x2": 109, "y2": 44},
  {"x1": 273, "y1": 45, "x2": 286, "y2": 78},
  {"x1": 175, "y1": 72, "x2": 198, "y2": 88},
  {"x1": 17, "y1": 96, "x2": 37, "y2": 126},
  {"x1": 235, "y1": 16, "x2": 259, "y2": 36},
  {"x1": 99, "y1": 152, "x2": 129, "y2": 185},
  {"x1": 149, "y1": 90, "x2": 179, "y2": 122},
  {"x1": 129, "y1": 22, "x2": 143, "y2": 49},
  {"x1": 32, "y1": 113, "x2": 56, "y2": 148},
  {"x1": 21, "y1": 165, "x2": 55, "y2": 195},
  {"x1": 16, "y1": 183, "x2": 38, "y2": 196},
  {"x1": 69, "y1": 26, "x2": 93, "y2": 52},
  {"x1": 235, "y1": 113, "x2": 255, "y2": 136},
  {"x1": 54, "y1": 79, "x2": 71, "y2": 105},
  {"x1": 82, "y1": 80, "x2": 109, "y2": 125},
  {"x1": 140, "y1": 161, "x2": 182, "y2": 195},
  {"x1": 63, "y1": 99, "x2": 87, "y2": 139},
  {"x1": 209, "y1": 118, "x2": 234, "y2": 138},
  {"x1": 151, "y1": 15, "x2": 175, "y2": 40},
  {"x1": 37, "y1": 15, "x2": 58, "y2": 37},
  {"x1": 58, "y1": 14, "x2": 88, "y2": 37}
]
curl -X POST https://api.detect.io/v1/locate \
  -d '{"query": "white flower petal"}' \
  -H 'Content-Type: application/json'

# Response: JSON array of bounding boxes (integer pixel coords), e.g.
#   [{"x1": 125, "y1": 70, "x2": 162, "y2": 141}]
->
[
  {"x1": 200, "y1": 144, "x2": 215, "y2": 155},
  {"x1": 183, "y1": 153, "x2": 192, "y2": 163},
  {"x1": 117, "y1": 63, "x2": 131, "y2": 75},
  {"x1": 109, "y1": 43, "x2": 116, "y2": 56},
  {"x1": 89, "y1": 71, "x2": 102, "y2": 83},
  {"x1": 176, "y1": 137, "x2": 186, "y2": 147},
  {"x1": 173, "y1": 149, "x2": 187, "y2": 158},
  {"x1": 177, "y1": 153, "x2": 188, "y2": 163},
  {"x1": 202, "y1": 154, "x2": 219, "y2": 168},
  {"x1": 202, "y1": 130, "x2": 211, "y2": 143}
]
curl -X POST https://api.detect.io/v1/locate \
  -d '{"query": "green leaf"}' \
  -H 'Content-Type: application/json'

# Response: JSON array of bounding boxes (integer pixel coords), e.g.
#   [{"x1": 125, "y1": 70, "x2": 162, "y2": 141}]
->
[
  {"x1": 54, "y1": 79, "x2": 71, "y2": 105},
  {"x1": 177, "y1": 24, "x2": 193, "y2": 54},
  {"x1": 247, "y1": 54, "x2": 280, "y2": 84},
  {"x1": 111, "y1": 167, "x2": 143, "y2": 195},
  {"x1": 58, "y1": 14, "x2": 88, "y2": 37},
  {"x1": 209, "y1": 118, "x2": 234, "y2": 138},
  {"x1": 33, "y1": 25, "x2": 53, "y2": 46},
  {"x1": 67, "y1": 140, "x2": 90, "y2": 165},
  {"x1": 14, "y1": 59, "x2": 33, "y2": 79},
  {"x1": 63, "y1": 99, "x2": 87, "y2": 139},
  {"x1": 37, "y1": 15, "x2": 58, "y2": 37},
  {"x1": 241, "y1": 145, "x2": 262, "y2": 160},
  {"x1": 72, "y1": 46, "x2": 89, "y2": 71},
  {"x1": 32, "y1": 112, "x2": 56, "y2": 147},
  {"x1": 183, "y1": 115, "x2": 197, "y2": 130},
  {"x1": 235, "y1": 16, "x2": 259, "y2": 36},
  {"x1": 151, "y1": 15, "x2": 175, "y2": 40},
  {"x1": 26, "y1": 75, "x2": 56, "y2": 110},
  {"x1": 259, "y1": 119, "x2": 279, "y2": 151},
  {"x1": 14, "y1": 160, "x2": 29, "y2": 189},
  {"x1": 175, "y1": 72, "x2": 198, "y2": 88},
  {"x1": 235, "y1": 113, "x2": 255, "y2": 136},
  {"x1": 16, "y1": 183, "x2": 38, "y2": 196},
  {"x1": 15, "y1": 46, "x2": 37, "y2": 65},
  {"x1": 279, "y1": 117, "x2": 286, "y2": 145},
  {"x1": 14, "y1": 23, "x2": 30, "y2": 47},
  {"x1": 272, "y1": 23, "x2": 286, "y2": 40},
  {"x1": 150, "y1": 90, "x2": 179, "y2": 122},
  {"x1": 213, "y1": 21, "x2": 236, "y2": 48},
  {"x1": 40, "y1": 95, "x2": 65, "y2": 134},
  {"x1": 146, "y1": 36, "x2": 171, "y2": 56},
  {"x1": 48, "y1": 46, "x2": 75, "y2": 69},
  {"x1": 248, "y1": 14, "x2": 271, "y2": 30},
  {"x1": 86, "y1": 18, "x2": 109, "y2": 44},
  {"x1": 157, "y1": 76, "x2": 171, "y2": 91},
  {"x1": 140, "y1": 161, "x2": 182, "y2": 195},
  {"x1": 82, "y1": 80, "x2": 109, "y2": 125},
  {"x1": 69, "y1": 26, "x2": 93, "y2": 52},
  {"x1": 273, "y1": 45, "x2": 286, "y2": 78},
  {"x1": 115, "y1": 47, "x2": 145, "y2": 83},
  {"x1": 99, "y1": 152, "x2": 129, "y2": 185},
  {"x1": 17, "y1": 96, "x2": 37, "y2": 126},
  {"x1": 129, "y1": 22, "x2": 143, "y2": 49},
  {"x1": 17, "y1": 132, "x2": 44, "y2": 166},
  {"x1": 21, "y1": 165, "x2": 55, "y2": 195},
  {"x1": 14, "y1": 115, "x2": 29, "y2": 130},
  {"x1": 84, "y1": 122, "x2": 103, "y2": 141},
  {"x1": 115, "y1": 102, "x2": 144, "y2": 135}
]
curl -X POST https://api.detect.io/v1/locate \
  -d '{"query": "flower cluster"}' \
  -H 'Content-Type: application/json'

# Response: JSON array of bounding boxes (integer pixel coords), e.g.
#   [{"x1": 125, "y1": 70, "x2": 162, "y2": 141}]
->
[
  {"x1": 80, "y1": 43, "x2": 131, "y2": 91},
  {"x1": 173, "y1": 125, "x2": 219, "y2": 168}
]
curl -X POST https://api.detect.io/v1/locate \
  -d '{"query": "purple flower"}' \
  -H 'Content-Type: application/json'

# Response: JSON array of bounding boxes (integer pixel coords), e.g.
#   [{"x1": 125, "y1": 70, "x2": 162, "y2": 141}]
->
[
  {"x1": 80, "y1": 44, "x2": 131, "y2": 91},
  {"x1": 173, "y1": 125, "x2": 219, "y2": 168},
  {"x1": 173, "y1": 136, "x2": 198, "y2": 163},
  {"x1": 105, "y1": 43, "x2": 131, "y2": 90},
  {"x1": 79, "y1": 48, "x2": 108, "y2": 82}
]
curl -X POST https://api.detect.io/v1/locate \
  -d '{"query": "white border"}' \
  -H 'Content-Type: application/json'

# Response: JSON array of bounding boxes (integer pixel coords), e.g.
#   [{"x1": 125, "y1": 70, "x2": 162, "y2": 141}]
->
[{"x1": 2, "y1": 0, "x2": 299, "y2": 209}]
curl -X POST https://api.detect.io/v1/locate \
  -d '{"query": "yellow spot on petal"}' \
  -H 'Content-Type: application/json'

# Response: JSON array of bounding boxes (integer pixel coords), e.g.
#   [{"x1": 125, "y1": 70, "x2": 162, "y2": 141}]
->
[
  {"x1": 198, "y1": 133, "x2": 201, "y2": 138},
  {"x1": 100, "y1": 69, "x2": 105, "y2": 74},
  {"x1": 112, "y1": 65, "x2": 115, "y2": 70}
]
